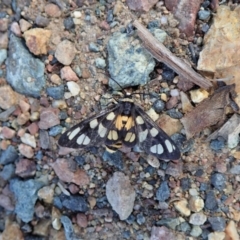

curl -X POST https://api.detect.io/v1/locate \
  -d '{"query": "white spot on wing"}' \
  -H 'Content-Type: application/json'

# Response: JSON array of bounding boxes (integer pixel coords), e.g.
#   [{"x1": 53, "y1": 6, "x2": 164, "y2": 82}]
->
[
  {"x1": 83, "y1": 136, "x2": 90, "y2": 145},
  {"x1": 165, "y1": 139, "x2": 173, "y2": 152},
  {"x1": 112, "y1": 130, "x2": 118, "y2": 140},
  {"x1": 150, "y1": 128, "x2": 158, "y2": 137},
  {"x1": 150, "y1": 145, "x2": 157, "y2": 154},
  {"x1": 106, "y1": 112, "x2": 115, "y2": 120},
  {"x1": 125, "y1": 132, "x2": 132, "y2": 142},
  {"x1": 77, "y1": 134, "x2": 85, "y2": 145},
  {"x1": 98, "y1": 123, "x2": 107, "y2": 137},
  {"x1": 157, "y1": 144, "x2": 164, "y2": 154},
  {"x1": 130, "y1": 133, "x2": 136, "y2": 142},
  {"x1": 139, "y1": 129, "x2": 148, "y2": 142},
  {"x1": 90, "y1": 119, "x2": 98, "y2": 129},
  {"x1": 108, "y1": 130, "x2": 118, "y2": 140},
  {"x1": 68, "y1": 127, "x2": 81, "y2": 140},
  {"x1": 136, "y1": 116, "x2": 144, "y2": 124}
]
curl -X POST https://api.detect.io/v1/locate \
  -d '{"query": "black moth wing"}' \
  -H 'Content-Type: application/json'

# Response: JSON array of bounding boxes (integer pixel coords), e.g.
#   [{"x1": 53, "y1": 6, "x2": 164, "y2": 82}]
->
[
  {"x1": 58, "y1": 104, "x2": 120, "y2": 149},
  {"x1": 134, "y1": 105, "x2": 181, "y2": 160}
]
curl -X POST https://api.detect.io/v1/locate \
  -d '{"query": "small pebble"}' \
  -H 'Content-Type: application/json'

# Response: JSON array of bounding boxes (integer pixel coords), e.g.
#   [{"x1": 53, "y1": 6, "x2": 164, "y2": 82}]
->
[
  {"x1": 67, "y1": 81, "x2": 80, "y2": 96},
  {"x1": 190, "y1": 225, "x2": 202, "y2": 237},
  {"x1": 95, "y1": 58, "x2": 106, "y2": 69},
  {"x1": 46, "y1": 85, "x2": 64, "y2": 100},
  {"x1": 136, "y1": 213, "x2": 145, "y2": 225},
  {"x1": 152, "y1": 99, "x2": 165, "y2": 113},
  {"x1": 156, "y1": 181, "x2": 170, "y2": 202},
  {"x1": 190, "y1": 89, "x2": 209, "y2": 103},
  {"x1": 18, "y1": 144, "x2": 34, "y2": 158},
  {"x1": 174, "y1": 199, "x2": 191, "y2": 217},
  {"x1": 38, "y1": 186, "x2": 54, "y2": 204},
  {"x1": 189, "y1": 196, "x2": 204, "y2": 212},
  {"x1": 205, "y1": 191, "x2": 218, "y2": 211},
  {"x1": 198, "y1": 10, "x2": 211, "y2": 21},
  {"x1": 89, "y1": 43, "x2": 99, "y2": 52},
  {"x1": 208, "y1": 216, "x2": 226, "y2": 232},
  {"x1": 210, "y1": 173, "x2": 226, "y2": 191},
  {"x1": 189, "y1": 212, "x2": 207, "y2": 225},
  {"x1": 210, "y1": 138, "x2": 225, "y2": 151},
  {"x1": 64, "y1": 17, "x2": 75, "y2": 30}
]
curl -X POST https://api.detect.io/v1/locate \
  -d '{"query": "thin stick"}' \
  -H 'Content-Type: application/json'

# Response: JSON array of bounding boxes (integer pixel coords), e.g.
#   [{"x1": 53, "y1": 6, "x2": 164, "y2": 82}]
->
[{"x1": 133, "y1": 20, "x2": 213, "y2": 90}]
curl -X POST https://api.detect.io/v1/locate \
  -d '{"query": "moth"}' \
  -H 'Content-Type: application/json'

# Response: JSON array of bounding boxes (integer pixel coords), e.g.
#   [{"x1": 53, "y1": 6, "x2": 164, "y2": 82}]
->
[{"x1": 58, "y1": 90, "x2": 181, "y2": 161}]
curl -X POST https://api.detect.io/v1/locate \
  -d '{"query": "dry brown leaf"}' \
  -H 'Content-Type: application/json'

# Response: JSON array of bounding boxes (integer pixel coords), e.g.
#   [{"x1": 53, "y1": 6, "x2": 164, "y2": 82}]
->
[{"x1": 181, "y1": 85, "x2": 235, "y2": 139}]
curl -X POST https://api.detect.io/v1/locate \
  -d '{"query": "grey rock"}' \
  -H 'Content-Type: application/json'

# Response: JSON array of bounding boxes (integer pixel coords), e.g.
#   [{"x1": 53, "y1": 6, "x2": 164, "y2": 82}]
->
[
  {"x1": 152, "y1": 99, "x2": 165, "y2": 114},
  {"x1": 106, "y1": 172, "x2": 136, "y2": 220},
  {"x1": 230, "y1": 165, "x2": 240, "y2": 174},
  {"x1": 156, "y1": 181, "x2": 170, "y2": 202},
  {"x1": 150, "y1": 226, "x2": 176, "y2": 240},
  {"x1": 0, "y1": 106, "x2": 16, "y2": 121},
  {"x1": 6, "y1": 34, "x2": 46, "y2": 97},
  {"x1": 49, "y1": 125, "x2": 63, "y2": 136},
  {"x1": 107, "y1": 32, "x2": 155, "y2": 90},
  {"x1": 0, "y1": 145, "x2": 18, "y2": 165},
  {"x1": 208, "y1": 216, "x2": 226, "y2": 231},
  {"x1": 136, "y1": 213, "x2": 145, "y2": 225},
  {"x1": 176, "y1": 222, "x2": 191, "y2": 233},
  {"x1": 198, "y1": 10, "x2": 211, "y2": 21},
  {"x1": 95, "y1": 58, "x2": 106, "y2": 69},
  {"x1": 35, "y1": 15, "x2": 49, "y2": 27},
  {"x1": 0, "y1": 49, "x2": 7, "y2": 65},
  {"x1": 64, "y1": 17, "x2": 75, "y2": 30},
  {"x1": 46, "y1": 85, "x2": 64, "y2": 100},
  {"x1": 156, "y1": 218, "x2": 181, "y2": 230},
  {"x1": 151, "y1": 28, "x2": 168, "y2": 43},
  {"x1": 166, "y1": 109, "x2": 183, "y2": 119},
  {"x1": 60, "y1": 194, "x2": 88, "y2": 212},
  {"x1": 10, "y1": 178, "x2": 45, "y2": 222},
  {"x1": 0, "y1": 164, "x2": 15, "y2": 180},
  {"x1": 189, "y1": 213, "x2": 207, "y2": 225},
  {"x1": 89, "y1": 43, "x2": 99, "y2": 52},
  {"x1": 190, "y1": 225, "x2": 202, "y2": 237},
  {"x1": 205, "y1": 191, "x2": 218, "y2": 211},
  {"x1": 210, "y1": 173, "x2": 226, "y2": 191},
  {"x1": 102, "y1": 150, "x2": 124, "y2": 170},
  {"x1": 39, "y1": 130, "x2": 50, "y2": 150},
  {"x1": 61, "y1": 215, "x2": 80, "y2": 240}
]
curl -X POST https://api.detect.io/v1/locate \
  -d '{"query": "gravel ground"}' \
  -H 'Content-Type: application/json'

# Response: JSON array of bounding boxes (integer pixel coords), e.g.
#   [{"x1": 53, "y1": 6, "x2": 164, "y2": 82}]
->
[{"x1": 0, "y1": 0, "x2": 240, "y2": 240}]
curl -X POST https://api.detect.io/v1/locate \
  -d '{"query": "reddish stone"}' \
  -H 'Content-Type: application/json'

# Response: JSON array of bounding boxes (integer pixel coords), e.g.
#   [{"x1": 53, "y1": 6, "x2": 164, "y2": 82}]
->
[
  {"x1": 50, "y1": 158, "x2": 90, "y2": 186},
  {"x1": 17, "y1": 112, "x2": 30, "y2": 125},
  {"x1": 164, "y1": 0, "x2": 202, "y2": 37},
  {"x1": 18, "y1": 144, "x2": 34, "y2": 158},
  {"x1": 68, "y1": 183, "x2": 80, "y2": 194},
  {"x1": 60, "y1": 66, "x2": 79, "y2": 82},
  {"x1": 38, "y1": 107, "x2": 60, "y2": 129},
  {"x1": 99, "y1": 21, "x2": 110, "y2": 30},
  {"x1": 15, "y1": 159, "x2": 36, "y2": 178},
  {"x1": 40, "y1": 97, "x2": 50, "y2": 107},
  {"x1": 166, "y1": 96, "x2": 178, "y2": 109},
  {"x1": 45, "y1": 3, "x2": 61, "y2": 17},
  {"x1": 28, "y1": 122, "x2": 39, "y2": 135},
  {"x1": 76, "y1": 213, "x2": 88, "y2": 228},
  {"x1": 10, "y1": 22, "x2": 22, "y2": 37},
  {"x1": 0, "y1": 194, "x2": 14, "y2": 211},
  {"x1": 0, "y1": 18, "x2": 8, "y2": 32},
  {"x1": 1, "y1": 126, "x2": 16, "y2": 139},
  {"x1": 18, "y1": 99, "x2": 30, "y2": 113},
  {"x1": 127, "y1": 0, "x2": 158, "y2": 12}
]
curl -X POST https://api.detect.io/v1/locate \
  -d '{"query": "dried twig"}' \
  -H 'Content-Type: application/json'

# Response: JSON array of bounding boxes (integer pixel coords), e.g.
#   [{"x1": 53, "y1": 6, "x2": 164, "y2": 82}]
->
[{"x1": 133, "y1": 20, "x2": 213, "y2": 89}]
